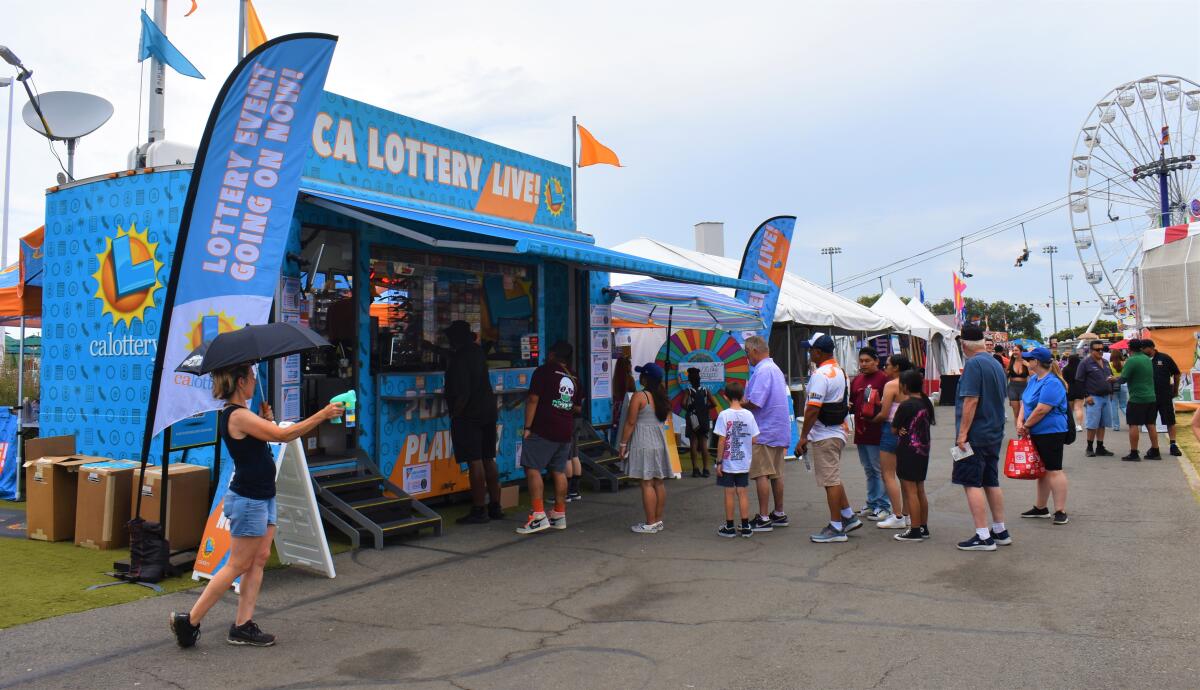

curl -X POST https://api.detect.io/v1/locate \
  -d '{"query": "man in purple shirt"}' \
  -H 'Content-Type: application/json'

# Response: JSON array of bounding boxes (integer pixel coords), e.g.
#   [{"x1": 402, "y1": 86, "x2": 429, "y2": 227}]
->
[{"x1": 742, "y1": 335, "x2": 791, "y2": 531}]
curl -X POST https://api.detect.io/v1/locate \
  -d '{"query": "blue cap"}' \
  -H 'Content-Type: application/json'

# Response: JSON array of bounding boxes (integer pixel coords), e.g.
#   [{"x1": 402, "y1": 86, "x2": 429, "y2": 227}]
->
[
  {"x1": 801, "y1": 334, "x2": 836, "y2": 352},
  {"x1": 635, "y1": 362, "x2": 664, "y2": 383},
  {"x1": 1022, "y1": 347, "x2": 1053, "y2": 364}
]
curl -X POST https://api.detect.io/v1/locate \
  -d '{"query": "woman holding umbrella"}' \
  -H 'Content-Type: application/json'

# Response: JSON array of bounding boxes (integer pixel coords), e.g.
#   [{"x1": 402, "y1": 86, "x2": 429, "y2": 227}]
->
[{"x1": 171, "y1": 362, "x2": 343, "y2": 649}]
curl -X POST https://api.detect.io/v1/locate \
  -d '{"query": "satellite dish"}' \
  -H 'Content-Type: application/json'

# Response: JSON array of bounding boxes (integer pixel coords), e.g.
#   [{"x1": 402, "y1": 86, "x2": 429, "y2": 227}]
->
[{"x1": 21, "y1": 90, "x2": 113, "y2": 140}]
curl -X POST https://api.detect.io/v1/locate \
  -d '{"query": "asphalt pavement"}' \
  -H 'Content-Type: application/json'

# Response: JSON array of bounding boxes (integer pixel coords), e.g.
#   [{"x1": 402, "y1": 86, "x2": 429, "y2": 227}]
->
[{"x1": 2, "y1": 416, "x2": 1199, "y2": 690}]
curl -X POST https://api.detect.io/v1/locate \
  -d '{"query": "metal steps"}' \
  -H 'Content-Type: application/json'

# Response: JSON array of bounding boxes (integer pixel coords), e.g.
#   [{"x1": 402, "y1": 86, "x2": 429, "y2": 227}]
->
[
  {"x1": 312, "y1": 449, "x2": 442, "y2": 550},
  {"x1": 575, "y1": 422, "x2": 633, "y2": 491}
]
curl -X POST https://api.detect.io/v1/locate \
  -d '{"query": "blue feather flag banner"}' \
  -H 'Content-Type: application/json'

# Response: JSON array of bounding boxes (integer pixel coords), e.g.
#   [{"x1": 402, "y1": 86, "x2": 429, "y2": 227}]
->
[{"x1": 138, "y1": 9, "x2": 205, "y2": 79}]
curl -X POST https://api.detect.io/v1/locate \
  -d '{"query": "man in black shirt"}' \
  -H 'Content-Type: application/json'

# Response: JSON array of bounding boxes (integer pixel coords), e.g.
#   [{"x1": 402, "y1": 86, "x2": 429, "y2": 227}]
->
[
  {"x1": 444, "y1": 321, "x2": 503, "y2": 523},
  {"x1": 1141, "y1": 339, "x2": 1182, "y2": 458}
]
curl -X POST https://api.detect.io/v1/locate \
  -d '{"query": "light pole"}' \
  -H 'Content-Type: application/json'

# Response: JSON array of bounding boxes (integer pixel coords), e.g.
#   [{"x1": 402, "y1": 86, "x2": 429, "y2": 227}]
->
[
  {"x1": 1043, "y1": 245, "x2": 1058, "y2": 336},
  {"x1": 906, "y1": 277, "x2": 922, "y2": 303},
  {"x1": 0, "y1": 75, "x2": 11, "y2": 268},
  {"x1": 1059, "y1": 273, "x2": 1073, "y2": 334},
  {"x1": 820, "y1": 246, "x2": 841, "y2": 290}
]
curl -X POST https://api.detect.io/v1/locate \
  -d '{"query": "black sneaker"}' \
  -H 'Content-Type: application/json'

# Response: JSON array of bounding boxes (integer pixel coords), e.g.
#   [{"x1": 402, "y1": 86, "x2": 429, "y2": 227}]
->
[
  {"x1": 1085, "y1": 447, "x2": 1096, "y2": 457},
  {"x1": 739, "y1": 525, "x2": 753, "y2": 538},
  {"x1": 456, "y1": 508, "x2": 490, "y2": 525},
  {"x1": 1170, "y1": 443, "x2": 1183, "y2": 457},
  {"x1": 894, "y1": 527, "x2": 924, "y2": 542},
  {"x1": 769, "y1": 512, "x2": 790, "y2": 528},
  {"x1": 1122, "y1": 451, "x2": 1141, "y2": 462},
  {"x1": 956, "y1": 535, "x2": 997, "y2": 551},
  {"x1": 227, "y1": 620, "x2": 276, "y2": 647},
  {"x1": 749, "y1": 515, "x2": 774, "y2": 532},
  {"x1": 991, "y1": 529, "x2": 1013, "y2": 546},
  {"x1": 487, "y1": 503, "x2": 505, "y2": 520},
  {"x1": 717, "y1": 524, "x2": 738, "y2": 538},
  {"x1": 701, "y1": 469, "x2": 711, "y2": 478},
  {"x1": 1053, "y1": 511, "x2": 1069, "y2": 525},
  {"x1": 919, "y1": 525, "x2": 930, "y2": 539},
  {"x1": 1145, "y1": 447, "x2": 1162, "y2": 460},
  {"x1": 170, "y1": 611, "x2": 200, "y2": 648},
  {"x1": 1095, "y1": 445, "x2": 1114, "y2": 457},
  {"x1": 566, "y1": 492, "x2": 583, "y2": 503},
  {"x1": 692, "y1": 468, "x2": 702, "y2": 478},
  {"x1": 1021, "y1": 506, "x2": 1051, "y2": 519}
]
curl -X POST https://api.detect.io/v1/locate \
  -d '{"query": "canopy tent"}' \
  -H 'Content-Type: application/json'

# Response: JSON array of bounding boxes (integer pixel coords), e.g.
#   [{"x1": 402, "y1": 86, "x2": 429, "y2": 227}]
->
[
  {"x1": 906, "y1": 297, "x2": 963, "y2": 378},
  {"x1": 868, "y1": 289, "x2": 931, "y2": 337},
  {"x1": 0, "y1": 226, "x2": 43, "y2": 327},
  {"x1": 609, "y1": 238, "x2": 897, "y2": 332},
  {"x1": 870, "y1": 289, "x2": 964, "y2": 381}
]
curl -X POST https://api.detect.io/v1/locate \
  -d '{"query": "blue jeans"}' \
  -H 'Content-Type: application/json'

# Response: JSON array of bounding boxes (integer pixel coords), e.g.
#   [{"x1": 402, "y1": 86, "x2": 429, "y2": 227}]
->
[
  {"x1": 856, "y1": 444, "x2": 890, "y2": 511},
  {"x1": 1112, "y1": 384, "x2": 1128, "y2": 431}
]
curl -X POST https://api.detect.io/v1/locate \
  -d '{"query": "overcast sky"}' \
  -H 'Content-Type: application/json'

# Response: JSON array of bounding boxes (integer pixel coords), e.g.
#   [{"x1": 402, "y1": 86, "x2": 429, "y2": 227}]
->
[{"x1": 3, "y1": 1, "x2": 1199, "y2": 335}]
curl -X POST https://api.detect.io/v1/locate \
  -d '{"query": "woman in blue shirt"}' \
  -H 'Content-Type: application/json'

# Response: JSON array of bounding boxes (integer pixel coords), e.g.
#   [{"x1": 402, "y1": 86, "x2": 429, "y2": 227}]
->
[{"x1": 1016, "y1": 348, "x2": 1070, "y2": 525}]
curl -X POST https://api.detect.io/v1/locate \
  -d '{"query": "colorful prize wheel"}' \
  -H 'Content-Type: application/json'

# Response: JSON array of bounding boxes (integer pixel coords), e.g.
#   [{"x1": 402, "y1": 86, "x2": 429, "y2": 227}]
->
[{"x1": 655, "y1": 329, "x2": 750, "y2": 417}]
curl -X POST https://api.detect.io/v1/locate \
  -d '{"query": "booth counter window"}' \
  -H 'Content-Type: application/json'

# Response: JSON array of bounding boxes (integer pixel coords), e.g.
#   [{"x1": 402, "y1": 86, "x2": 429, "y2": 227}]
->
[{"x1": 370, "y1": 248, "x2": 538, "y2": 373}]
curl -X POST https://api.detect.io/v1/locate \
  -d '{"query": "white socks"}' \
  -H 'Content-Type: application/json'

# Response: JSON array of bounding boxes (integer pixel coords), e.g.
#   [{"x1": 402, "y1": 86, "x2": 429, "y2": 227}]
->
[
  {"x1": 992, "y1": 522, "x2": 1006, "y2": 533},
  {"x1": 831, "y1": 521, "x2": 843, "y2": 532},
  {"x1": 840, "y1": 507, "x2": 854, "y2": 520},
  {"x1": 975, "y1": 527, "x2": 991, "y2": 541}
]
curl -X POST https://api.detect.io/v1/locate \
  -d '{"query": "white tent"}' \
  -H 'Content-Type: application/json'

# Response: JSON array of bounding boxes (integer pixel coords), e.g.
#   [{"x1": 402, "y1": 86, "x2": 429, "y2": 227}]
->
[
  {"x1": 907, "y1": 299, "x2": 957, "y2": 339},
  {"x1": 907, "y1": 298, "x2": 964, "y2": 376},
  {"x1": 609, "y1": 238, "x2": 897, "y2": 332},
  {"x1": 868, "y1": 288, "x2": 931, "y2": 337},
  {"x1": 870, "y1": 289, "x2": 964, "y2": 379}
]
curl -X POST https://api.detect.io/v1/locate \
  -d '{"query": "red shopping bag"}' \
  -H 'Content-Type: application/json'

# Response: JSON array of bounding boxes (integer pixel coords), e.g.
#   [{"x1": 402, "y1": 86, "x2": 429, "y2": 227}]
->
[{"x1": 1004, "y1": 438, "x2": 1046, "y2": 480}]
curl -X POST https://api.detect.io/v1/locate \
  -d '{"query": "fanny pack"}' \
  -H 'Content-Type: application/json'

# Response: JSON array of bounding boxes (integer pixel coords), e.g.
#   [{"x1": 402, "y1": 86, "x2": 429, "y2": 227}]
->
[{"x1": 817, "y1": 370, "x2": 850, "y2": 426}]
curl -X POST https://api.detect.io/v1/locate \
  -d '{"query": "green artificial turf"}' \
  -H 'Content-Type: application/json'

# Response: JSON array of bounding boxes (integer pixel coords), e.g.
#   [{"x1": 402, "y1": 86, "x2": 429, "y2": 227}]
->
[
  {"x1": 0, "y1": 511, "x2": 356, "y2": 630},
  {"x1": 0, "y1": 538, "x2": 201, "y2": 629}
]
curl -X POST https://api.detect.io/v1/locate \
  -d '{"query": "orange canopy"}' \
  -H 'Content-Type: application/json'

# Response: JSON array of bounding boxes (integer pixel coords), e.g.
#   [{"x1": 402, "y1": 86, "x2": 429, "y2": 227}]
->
[{"x1": 0, "y1": 227, "x2": 43, "y2": 326}]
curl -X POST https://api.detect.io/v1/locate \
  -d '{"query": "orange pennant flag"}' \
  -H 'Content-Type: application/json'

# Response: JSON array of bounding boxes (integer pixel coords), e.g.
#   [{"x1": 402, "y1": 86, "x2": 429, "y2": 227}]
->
[
  {"x1": 246, "y1": 0, "x2": 268, "y2": 51},
  {"x1": 577, "y1": 124, "x2": 621, "y2": 167},
  {"x1": 184, "y1": 0, "x2": 198, "y2": 16}
]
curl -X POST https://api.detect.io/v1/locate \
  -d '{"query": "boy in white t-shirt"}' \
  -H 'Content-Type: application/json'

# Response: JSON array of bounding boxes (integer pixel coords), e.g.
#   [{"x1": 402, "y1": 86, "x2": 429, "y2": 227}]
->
[{"x1": 714, "y1": 381, "x2": 759, "y2": 538}]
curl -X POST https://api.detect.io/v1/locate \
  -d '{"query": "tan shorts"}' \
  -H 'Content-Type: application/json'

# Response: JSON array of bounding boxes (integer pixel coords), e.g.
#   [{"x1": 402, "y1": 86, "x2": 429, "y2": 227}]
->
[
  {"x1": 811, "y1": 437, "x2": 845, "y2": 488},
  {"x1": 749, "y1": 444, "x2": 786, "y2": 480}
]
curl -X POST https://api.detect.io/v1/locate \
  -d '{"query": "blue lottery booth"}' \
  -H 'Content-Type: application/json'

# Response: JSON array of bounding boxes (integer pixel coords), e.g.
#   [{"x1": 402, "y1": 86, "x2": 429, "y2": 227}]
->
[{"x1": 38, "y1": 91, "x2": 762, "y2": 505}]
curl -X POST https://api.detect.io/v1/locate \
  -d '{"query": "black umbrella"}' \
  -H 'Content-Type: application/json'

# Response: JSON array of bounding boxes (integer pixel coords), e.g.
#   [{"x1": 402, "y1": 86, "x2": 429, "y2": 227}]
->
[{"x1": 175, "y1": 322, "x2": 331, "y2": 374}]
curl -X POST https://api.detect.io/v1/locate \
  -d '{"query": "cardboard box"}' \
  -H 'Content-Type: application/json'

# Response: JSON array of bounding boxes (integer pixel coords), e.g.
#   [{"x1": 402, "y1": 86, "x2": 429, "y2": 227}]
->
[
  {"x1": 499, "y1": 484, "x2": 520, "y2": 509},
  {"x1": 75, "y1": 460, "x2": 139, "y2": 550},
  {"x1": 24, "y1": 435, "x2": 84, "y2": 542},
  {"x1": 130, "y1": 463, "x2": 210, "y2": 550}
]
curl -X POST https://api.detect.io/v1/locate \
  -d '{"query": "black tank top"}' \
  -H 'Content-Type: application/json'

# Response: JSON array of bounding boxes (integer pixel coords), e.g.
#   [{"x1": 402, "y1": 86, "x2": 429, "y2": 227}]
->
[{"x1": 220, "y1": 404, "x2": 277, "y2": 499}]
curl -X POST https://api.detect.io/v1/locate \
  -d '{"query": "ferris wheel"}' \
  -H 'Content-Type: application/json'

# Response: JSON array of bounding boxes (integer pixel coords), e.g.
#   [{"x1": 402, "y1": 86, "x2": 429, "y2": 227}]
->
[{"x1": 1069, "y1": 75, "x2": 1200, "y2": 312}]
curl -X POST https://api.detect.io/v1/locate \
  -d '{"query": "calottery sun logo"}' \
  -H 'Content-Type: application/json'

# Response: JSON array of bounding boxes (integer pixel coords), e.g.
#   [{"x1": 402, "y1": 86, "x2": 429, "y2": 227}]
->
[
  {"x1": 185, "y1": 310, "x2": 238, "y2": 351},
  {"x1": 544, "y1": 177, "x2": 566, "y2": 217},
  {"x1": 92, "y1": 224, "x2": 164, "y2": 327}
]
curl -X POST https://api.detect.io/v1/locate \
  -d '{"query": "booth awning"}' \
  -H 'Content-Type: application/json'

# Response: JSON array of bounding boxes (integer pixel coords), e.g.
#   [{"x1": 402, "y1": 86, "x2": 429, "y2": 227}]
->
[
  {"x1": 300, "y1": 189, "x2": 768, "y2": 293},
  {"x1": 0, "y1": 226, "x2": 43, "y2": 327}
]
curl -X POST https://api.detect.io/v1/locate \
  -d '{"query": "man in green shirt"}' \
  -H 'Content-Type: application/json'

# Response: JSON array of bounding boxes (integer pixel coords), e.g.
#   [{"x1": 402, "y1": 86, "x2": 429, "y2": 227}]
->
[{"x1": 1117, "y1": 339, "x2": 1160, "y2": 461}]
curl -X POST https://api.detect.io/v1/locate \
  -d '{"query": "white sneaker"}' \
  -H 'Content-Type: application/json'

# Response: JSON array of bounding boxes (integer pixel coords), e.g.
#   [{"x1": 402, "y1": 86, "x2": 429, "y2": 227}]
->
[
  {"x1": 516, "y1": 513, "x2": 549, "y2": 534},
  {"x1": 1076, "y1": 425, "x2": 1083, "y2": 432},
  {"x1": 549, "y1": 512, "x2": 567, "y2": 530},
  {"x1": 650, "y1": 521, "x2": 664, "y2": 532},
  {"x1": 877, "y1": 514, "x2": 908, "y2": 529},
  {"x1": 856, "y1": 504, "x2": 871, "y2": 516},
  {"x1": 631, "y1": 523, "x2": 657, "y2": 534},
  {"x1": 866, "y1": 508, "x2": 890, "y2": 522}
]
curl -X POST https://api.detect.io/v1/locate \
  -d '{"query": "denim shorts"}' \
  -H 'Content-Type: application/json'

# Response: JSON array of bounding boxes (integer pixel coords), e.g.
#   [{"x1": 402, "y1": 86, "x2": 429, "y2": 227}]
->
[
  {"x1": 1083, "y1": 395, "x2": 1113, "y2": 430},
  {"x1": 879, "y1": 424, "x2": 899, "y2": 453},
  {"x1": 223, "y1": 490, "x2": 277, "y2": 538}
]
